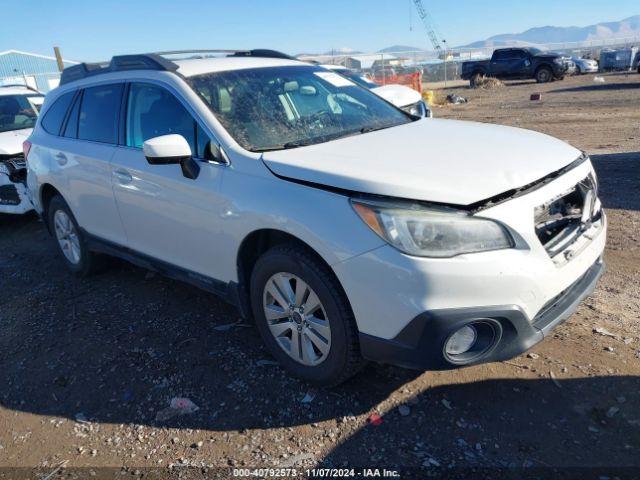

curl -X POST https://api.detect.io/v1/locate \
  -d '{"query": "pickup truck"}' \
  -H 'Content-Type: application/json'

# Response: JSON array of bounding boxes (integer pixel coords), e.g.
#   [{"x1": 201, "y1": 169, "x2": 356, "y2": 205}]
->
[{"x1": 462, "y1": 47, "x2": 575, "y2": 86}]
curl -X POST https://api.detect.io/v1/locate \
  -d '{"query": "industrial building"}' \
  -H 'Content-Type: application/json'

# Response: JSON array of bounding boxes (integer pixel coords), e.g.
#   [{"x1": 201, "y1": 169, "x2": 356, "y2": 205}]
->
[{"x1": 0, "y1": 50, "x2": 77, "y2": 92}]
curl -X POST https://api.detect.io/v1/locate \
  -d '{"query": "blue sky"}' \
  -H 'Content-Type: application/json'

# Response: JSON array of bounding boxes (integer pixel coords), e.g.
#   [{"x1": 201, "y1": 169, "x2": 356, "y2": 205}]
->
[{"x1": 2, "y1": 0, "x2": 638, "y2": 61}]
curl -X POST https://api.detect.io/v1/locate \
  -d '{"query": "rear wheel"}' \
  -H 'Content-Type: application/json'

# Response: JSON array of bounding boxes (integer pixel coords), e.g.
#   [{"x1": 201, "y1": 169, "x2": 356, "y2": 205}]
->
[
  {"x1": 470, "y1": 72, "x2": 483, "y2": 88},
  {"x1": 535, "y1": 66, "x2": 553, "y2": 83},
  {"x1": 250, "y1": 245, "x2": 363, "y2": 386},
  {"x1": 48, "y1": 195, "x2": 102, "y2": 276}
]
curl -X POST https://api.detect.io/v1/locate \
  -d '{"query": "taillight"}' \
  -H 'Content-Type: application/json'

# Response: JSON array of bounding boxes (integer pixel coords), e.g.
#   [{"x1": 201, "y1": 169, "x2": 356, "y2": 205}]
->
[{"x1": 22, "y1": 140, "x2": 32, "y2": 161}]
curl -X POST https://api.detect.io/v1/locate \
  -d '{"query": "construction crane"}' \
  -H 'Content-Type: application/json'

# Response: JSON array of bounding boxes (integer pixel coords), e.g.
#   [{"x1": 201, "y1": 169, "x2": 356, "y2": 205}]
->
[{"x1": 412, "y1": 0, "x2": 444, "y2": 52}]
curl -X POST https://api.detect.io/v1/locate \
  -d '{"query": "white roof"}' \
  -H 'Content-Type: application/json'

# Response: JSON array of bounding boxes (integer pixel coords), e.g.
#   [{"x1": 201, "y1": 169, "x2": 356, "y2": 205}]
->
[
  {"x1": 173, "y1": 56, "x2": 305, "y2": 77},
  {"x1": 319, "y1": 64, "x2": 350, "y2": 71},
  {"x1": 0, "y1": 85, "x2": 42, "y2": 96}
]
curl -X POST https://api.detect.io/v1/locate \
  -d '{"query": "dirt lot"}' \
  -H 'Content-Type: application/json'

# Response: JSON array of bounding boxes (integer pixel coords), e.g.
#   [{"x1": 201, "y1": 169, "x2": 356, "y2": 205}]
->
[{"x1": 1, "y1": 72, "x2": 639, "y2": 478}]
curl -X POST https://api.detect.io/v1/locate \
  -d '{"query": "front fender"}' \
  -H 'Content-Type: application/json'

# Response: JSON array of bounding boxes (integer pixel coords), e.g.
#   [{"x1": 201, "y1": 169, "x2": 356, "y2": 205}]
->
[{"x1": 218, "y1": 167, "x2": 385, "y2": 283}]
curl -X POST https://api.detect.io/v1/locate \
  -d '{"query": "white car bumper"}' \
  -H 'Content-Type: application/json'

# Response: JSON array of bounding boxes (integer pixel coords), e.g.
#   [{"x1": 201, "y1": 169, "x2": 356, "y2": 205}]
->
[{"x1": 334, "y1": 158, "x2": 606, "y2": 369}]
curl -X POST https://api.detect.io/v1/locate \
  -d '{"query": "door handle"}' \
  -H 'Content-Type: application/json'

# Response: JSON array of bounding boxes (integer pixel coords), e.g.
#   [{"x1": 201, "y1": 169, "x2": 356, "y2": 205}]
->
[
  {"x1": 55, "y1": 153, "x2": 68, "y2": 166},
  {"x1": 114, "y1": 169, "x2": 133, "y2": 184}
]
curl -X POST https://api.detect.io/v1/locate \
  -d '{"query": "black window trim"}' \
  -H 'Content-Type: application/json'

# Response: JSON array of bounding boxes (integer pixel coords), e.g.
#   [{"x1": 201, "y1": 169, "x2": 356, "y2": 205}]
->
[{"x1": 60, "y1": 89, "x2": 83, "y2": 139}]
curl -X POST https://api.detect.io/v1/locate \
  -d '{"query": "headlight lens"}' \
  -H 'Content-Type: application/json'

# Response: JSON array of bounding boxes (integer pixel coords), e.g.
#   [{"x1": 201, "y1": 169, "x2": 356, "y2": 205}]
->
[
  {"x1": 402, "y1": 101, "x2": 427, "y2": 117},
  {"x1": 352, "y1": 199, "x2": 514, "y2": 258}
]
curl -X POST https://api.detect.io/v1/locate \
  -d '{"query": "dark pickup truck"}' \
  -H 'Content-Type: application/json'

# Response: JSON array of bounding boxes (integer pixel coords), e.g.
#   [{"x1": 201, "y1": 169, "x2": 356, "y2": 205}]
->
[{"x1": 462, "y1": 47, "x2": 575, "y2": 86}]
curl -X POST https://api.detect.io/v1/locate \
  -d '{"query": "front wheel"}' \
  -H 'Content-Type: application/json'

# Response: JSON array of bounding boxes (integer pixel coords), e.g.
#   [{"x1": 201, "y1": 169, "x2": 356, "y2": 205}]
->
[
  {"x1": 250, "y1": 245, "x2": 363, "y2": 386},
  {"x1": 535, "y1": 67, "x2": 553, "y2": 83}
]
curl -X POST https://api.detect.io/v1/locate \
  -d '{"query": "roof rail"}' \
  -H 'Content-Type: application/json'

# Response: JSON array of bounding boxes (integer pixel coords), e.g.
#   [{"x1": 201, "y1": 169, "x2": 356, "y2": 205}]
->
[
  {"x1": 153, "y1": 49, "x2": 295, "y2": 60},
  {"x1": 59, "y1": 49, "x2": 296, "y2": 86},
  {"x1": 0, "y1": 83, "x2": 40, "y2": 93},
  {"x1": 60, "y1": 54, "x2": 179, "y2": 86}
]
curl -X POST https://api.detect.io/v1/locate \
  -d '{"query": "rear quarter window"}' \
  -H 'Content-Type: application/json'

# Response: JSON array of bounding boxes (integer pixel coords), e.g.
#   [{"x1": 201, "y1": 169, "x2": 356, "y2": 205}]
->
[{"x1": 41, "y1": 91, "x2": 75, "y2": 135}]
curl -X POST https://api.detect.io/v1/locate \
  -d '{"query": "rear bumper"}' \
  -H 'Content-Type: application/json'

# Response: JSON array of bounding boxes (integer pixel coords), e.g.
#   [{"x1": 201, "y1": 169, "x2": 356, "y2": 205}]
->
[
  {"x1": 359, "y1": 258, "x2": 604, "y2": 370},
  {"x1": 577, "y1": 65, "x2": 599, "y2": 74}
]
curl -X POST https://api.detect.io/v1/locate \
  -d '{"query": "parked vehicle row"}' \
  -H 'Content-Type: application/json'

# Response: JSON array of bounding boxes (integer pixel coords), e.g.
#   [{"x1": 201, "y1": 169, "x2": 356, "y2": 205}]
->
[
  {"x1": 320, "y1": 64, "x2": 432, "y2": 117},
  {"x1": 462, "y1": 47, "x2": 575, "y2": 86},
  {"x1": 20, "y1": 49, "x2": 606, "y2": 385},
  {"x1": 571, "y1": 56, "x2": 599, "y2": 75}
]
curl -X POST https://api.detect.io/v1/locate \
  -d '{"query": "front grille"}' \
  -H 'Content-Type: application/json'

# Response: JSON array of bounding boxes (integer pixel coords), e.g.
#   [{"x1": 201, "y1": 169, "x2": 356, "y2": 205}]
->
[
  {"x1": 1, "y1": 154, "x2": 27, "y2": 183},
  {"x1": 534, "y1": 175, "x2": 600, "y2": 257},
  {"x1": 0, "y1": 184, "x2": 20, "y2": 205}
]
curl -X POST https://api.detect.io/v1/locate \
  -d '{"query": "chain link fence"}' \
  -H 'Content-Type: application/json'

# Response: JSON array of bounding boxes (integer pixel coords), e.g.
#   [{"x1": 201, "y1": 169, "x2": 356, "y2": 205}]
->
[
  {"x1": 3, "y1": 35, "x2": 639, "y2": 94},
  {"x1": 300, "y1": 35, "x2": 640, "y2": 87}
]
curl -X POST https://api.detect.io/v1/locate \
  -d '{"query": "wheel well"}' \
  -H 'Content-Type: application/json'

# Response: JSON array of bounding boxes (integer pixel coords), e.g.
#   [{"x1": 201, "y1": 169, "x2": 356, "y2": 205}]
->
[
  {"x1": 235, "y1": 229, "x2": 339, "y2": 318},
  {"x1": 40, "y1": 184, "x2": 62, "y2": 232},
  {"x1": 536, "y1": 64, "x2": 552, "y2": 73}
]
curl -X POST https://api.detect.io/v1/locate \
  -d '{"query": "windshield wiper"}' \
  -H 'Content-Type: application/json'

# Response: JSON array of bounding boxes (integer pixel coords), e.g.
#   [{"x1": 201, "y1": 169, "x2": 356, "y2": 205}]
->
[
  {"x1": 254, "y1": 125, "x2": 396, "y2": 153},
  {"x1": 359, "y1": 124, "x2": 398, "y2": 134}
]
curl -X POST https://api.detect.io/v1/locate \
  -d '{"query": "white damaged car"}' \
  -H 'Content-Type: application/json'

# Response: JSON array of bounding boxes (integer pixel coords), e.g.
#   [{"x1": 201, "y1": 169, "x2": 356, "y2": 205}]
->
[
  {"x1": 321, "y1": 64, "x2": 431, "y2": 118},
  {"x1": 0, "y1": 85, "x2": 43, "y2": 214},
  {"x1": 27, "y1": 51, "x2": 605, "y2": 385}
]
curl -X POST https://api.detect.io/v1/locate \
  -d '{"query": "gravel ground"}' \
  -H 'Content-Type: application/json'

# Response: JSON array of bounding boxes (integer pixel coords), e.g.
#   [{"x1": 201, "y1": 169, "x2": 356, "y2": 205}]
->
[{"x1": 1, "y1": 72, "x2": 639, "y2": 478}]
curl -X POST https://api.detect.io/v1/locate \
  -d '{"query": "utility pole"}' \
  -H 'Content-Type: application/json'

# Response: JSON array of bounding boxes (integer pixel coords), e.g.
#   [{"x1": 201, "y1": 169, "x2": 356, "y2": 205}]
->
[
  {"x1": 443, "y1": 40, "x2": 448, "y2": 87},
  {"x1": 53, "y1": 47, "x2": 65, "y2": 72}
]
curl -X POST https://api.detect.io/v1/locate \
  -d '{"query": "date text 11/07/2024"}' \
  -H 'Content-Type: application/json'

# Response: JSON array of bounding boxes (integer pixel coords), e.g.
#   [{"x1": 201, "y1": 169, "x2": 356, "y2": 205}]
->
[{"x1": 232, "y1": 468, "x2": 401, "y2": 478}]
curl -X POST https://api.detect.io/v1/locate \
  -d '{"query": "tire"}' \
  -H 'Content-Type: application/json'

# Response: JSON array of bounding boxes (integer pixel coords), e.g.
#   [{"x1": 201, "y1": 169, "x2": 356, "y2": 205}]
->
[
  {"x1": 250, "y1": 244, "x2": 364, "y2": 386},
  {"x1": 47, "y1": 195, "x2": 102, "y2": 277},
  {"x1": 470, "y1": 72, "x2": 483, "y2": 88},
  {"x1": 535, "y1": 66, "x2": 553, "y2": 83}
]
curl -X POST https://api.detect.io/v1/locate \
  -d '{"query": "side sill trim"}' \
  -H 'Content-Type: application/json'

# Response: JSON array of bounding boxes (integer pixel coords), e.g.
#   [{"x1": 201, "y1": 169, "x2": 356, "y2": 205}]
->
[{"x1": 83, "y1": 231, "x2": 243, "y2": 310}]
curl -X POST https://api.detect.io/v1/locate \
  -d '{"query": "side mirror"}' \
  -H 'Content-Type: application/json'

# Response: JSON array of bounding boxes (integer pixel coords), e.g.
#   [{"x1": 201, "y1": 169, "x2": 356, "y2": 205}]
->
[{"x1": 143, "y1": 134, "x2": 200, "y2": 180}]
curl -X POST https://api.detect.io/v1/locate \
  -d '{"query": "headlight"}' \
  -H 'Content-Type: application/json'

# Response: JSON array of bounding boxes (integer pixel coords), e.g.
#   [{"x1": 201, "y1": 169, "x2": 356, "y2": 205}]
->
[
  {"x1": 402, "y1": 101, "x2": 427, "y2": 118},
  {"x1": 352, "y1": 198, "x2": 514, "y2": 258},
  {"x1": 554, "y1": 58, "x2": 565, "y2": 65}
]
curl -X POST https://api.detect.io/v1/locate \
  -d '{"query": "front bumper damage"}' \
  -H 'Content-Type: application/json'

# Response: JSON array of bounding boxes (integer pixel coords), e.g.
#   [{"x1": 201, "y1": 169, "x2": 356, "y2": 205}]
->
[{"x1": 0, "y1": 155, "x2": 33, "y2": 215}]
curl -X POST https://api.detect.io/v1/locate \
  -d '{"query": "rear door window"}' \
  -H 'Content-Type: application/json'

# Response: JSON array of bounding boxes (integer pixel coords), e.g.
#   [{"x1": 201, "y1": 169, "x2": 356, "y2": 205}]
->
[
  {"x1": 493, "y1": 50, "x2": 512, "y2": 61},
  {"x1": 41, "y1": 91, "x2": 75, "y2": 135},
  {"x1": 78, "y1": 84, "x2": 123, "y2": 144}
]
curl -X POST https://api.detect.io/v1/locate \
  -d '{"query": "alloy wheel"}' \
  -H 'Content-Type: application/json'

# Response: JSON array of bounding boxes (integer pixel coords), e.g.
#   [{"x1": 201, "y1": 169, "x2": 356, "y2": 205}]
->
[
  {"x1": 53, "y1": 210, "x2": 81, "y2": 265},
  {"x1": 263, "y1": 272, "x2": 331, "y2": 366}
]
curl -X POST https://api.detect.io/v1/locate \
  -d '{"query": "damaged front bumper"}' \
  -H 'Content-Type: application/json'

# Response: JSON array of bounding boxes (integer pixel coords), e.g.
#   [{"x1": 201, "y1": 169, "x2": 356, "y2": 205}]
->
[{"x1": 0, "y1": 155, "x2": 33, "y2": 215}]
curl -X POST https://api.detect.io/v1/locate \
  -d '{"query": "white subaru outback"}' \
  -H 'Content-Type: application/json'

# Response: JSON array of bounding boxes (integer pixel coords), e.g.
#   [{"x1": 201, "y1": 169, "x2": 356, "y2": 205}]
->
[{"x1": 26, "y1": 50, "x2": 606, "y2": 385}]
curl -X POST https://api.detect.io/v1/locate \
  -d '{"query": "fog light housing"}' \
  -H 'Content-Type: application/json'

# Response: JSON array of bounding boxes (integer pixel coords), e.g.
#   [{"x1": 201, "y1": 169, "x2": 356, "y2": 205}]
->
[
  {"x1": 445, "y1": 325, "x2": 477, "y2": 355},
  {"x1": 443, "y1": 319, "x2": 502, "y2": 365}
]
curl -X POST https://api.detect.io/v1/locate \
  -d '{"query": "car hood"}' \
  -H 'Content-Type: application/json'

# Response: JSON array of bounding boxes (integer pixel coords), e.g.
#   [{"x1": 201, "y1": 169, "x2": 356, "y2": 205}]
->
[
  {"x1": 0, "y1": 128, "x2": 31, "y2": 156},
  {"x1": 371, "y1": 84, "x2": 421, "y2": 108},
  {"x1": 262, "y1": 119, "x2": 582, "y2": 206}
]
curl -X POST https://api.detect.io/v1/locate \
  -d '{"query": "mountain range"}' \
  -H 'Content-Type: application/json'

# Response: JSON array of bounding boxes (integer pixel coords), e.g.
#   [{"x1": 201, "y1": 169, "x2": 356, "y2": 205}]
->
[
  {"x1": 298, "y1": 15, "x2": 640, "y2": 57},
  {"x1": 460, "y1": 15, "x2": 640, "y2": 48}
]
